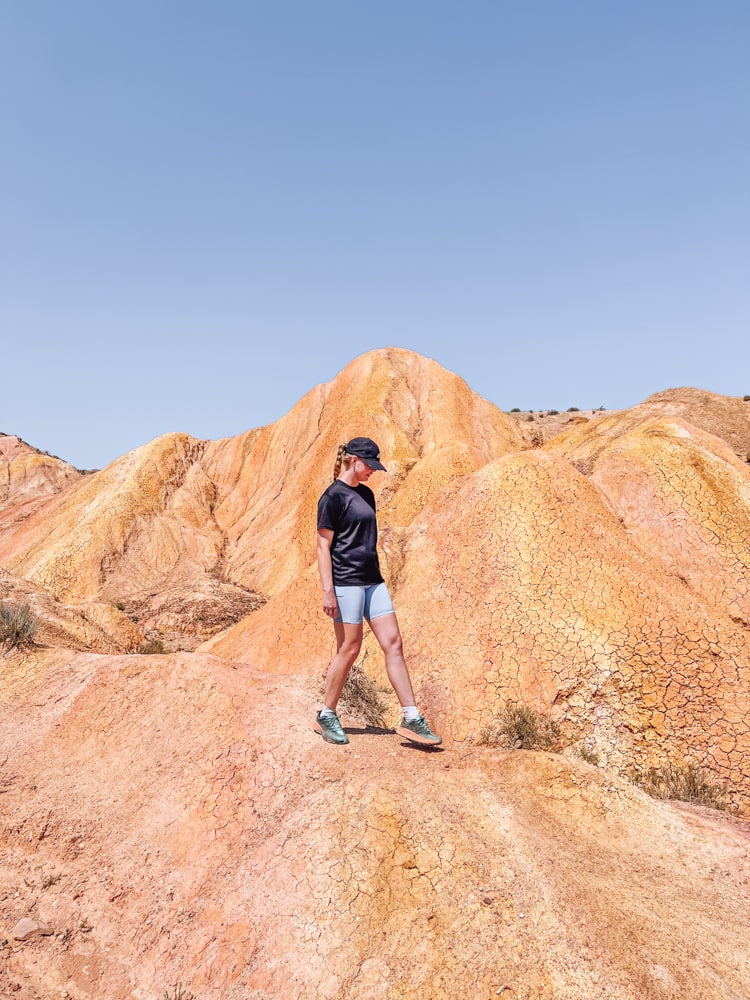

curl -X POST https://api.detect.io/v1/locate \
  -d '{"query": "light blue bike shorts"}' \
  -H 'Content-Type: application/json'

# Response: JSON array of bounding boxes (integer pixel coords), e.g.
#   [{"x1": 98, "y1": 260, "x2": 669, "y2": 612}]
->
[{"x1": 334, "y1": 583, "x2": 395, "y2": 624}]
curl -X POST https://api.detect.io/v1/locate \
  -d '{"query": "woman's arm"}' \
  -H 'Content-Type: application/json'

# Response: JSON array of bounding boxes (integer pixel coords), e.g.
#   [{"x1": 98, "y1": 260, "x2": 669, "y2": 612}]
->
[{"x1": 317, "y1": 529, "x2": 338, "y2": 618}]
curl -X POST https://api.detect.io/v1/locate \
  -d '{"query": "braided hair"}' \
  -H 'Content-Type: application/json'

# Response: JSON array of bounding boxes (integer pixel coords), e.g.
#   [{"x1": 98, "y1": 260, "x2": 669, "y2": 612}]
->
[{"x1": 332, "y1": 443, "x2": 353, "y2": 482}]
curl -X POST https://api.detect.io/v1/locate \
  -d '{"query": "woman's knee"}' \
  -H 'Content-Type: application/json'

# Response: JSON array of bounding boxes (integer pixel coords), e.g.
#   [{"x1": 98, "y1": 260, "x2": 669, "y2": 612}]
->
[
  {"x1": 339, "y1": 637, "x2": 362, "y2": 662},
  {"x1": 378, "y1": 632, "x2": 403, "y2": 657}
]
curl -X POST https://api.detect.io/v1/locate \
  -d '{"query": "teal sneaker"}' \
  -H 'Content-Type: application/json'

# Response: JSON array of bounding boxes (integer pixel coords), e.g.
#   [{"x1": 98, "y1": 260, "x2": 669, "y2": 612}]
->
[
  {"x1": 395, "y1": 715, "x2": 442, "y2": 746},
  {"x1": 314, "y1": 711, "x2": 349, "y2": 745}
]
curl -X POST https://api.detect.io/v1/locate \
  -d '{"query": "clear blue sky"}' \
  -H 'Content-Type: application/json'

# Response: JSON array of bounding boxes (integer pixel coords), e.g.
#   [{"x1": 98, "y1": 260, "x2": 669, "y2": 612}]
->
[{"x1": 2, "y1": 1, "x2": 748, "y2": 469}]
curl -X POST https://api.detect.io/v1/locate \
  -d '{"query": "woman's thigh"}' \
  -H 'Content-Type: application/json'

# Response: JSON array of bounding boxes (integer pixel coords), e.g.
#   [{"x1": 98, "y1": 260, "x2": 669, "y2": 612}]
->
[
  {"x1": 368, "y1": 609, "x2": 402, "y2": 653},
  {"x1": 333, "y1": 619, "x2": 364, "y2": 654}
]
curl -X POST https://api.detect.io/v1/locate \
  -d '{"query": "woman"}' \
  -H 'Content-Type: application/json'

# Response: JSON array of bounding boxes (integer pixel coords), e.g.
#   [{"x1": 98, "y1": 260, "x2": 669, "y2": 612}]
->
[{"x1": 314, "y1": 436, "x2": 442, "y2": 747}]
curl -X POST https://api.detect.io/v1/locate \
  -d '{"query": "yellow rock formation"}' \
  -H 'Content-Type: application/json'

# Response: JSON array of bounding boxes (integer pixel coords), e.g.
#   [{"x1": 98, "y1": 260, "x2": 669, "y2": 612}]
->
[
  {"x1": 0, "y1": 434, "x2": 82, "y2": 504},
  {"x1": 546, "y1": 413, "x2": 750, "y2": 621},
  {"x1": 0, "y1": 572, "x2": 143, "y2": 653},
  {"x1": 4, "y1": 351, "x2": 748, "y2": 811},
  {"x1": 0, "y1": 434, "x2": 83, "y2": 553},
  {"x1": 390, "y1": 449, "x2": 750, "y2": 809},
  {"x1": 0, "y1": 349, "x2": 525, "y2": 605},
  {"x1": 2, "y1": 354, "x2": 750, "y2": 997}
]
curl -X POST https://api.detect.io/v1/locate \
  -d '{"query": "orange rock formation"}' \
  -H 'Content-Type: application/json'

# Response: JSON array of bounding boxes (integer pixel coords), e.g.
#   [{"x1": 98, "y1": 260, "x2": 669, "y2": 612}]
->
[
  {"x1": 1, "y1": 351, "x2": 749, "y2": 998},
  {"x1": 1, "y1": 649, "x2": 749, "y2": 999}
]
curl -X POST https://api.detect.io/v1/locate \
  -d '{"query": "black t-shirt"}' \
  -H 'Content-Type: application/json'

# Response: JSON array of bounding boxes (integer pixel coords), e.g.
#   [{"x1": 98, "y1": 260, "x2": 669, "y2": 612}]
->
[{"x1": 317, "y1": 480, "x2": 384, "y2": 586}]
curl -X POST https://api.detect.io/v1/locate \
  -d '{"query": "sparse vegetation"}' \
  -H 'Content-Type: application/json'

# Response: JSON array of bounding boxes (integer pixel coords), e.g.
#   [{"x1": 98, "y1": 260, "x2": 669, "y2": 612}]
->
[
  {"x1": 510, "y1": 407, "x2": 521, "y2": 413},
  {"x1": 163, "y1": 986, "x2": 195, "y2": 1000},
  {"x1": 567, "y1": 406, "x2": 580, "y2": 412},
  {"x1": 0, "y1": 601, "x2": 39, "y2": 652},
  {"x1": 632, "y1": 762, "x2": 728, "y2": 810},
  {"x1": 478, "y1": 701, "x2": 561, "y2": 750},
  {"x1": 115, "y1": 601, "x2": 126, "y2": 611},
  {"x1": 547, "y1": 409, "x2": 559, "y2": 416},
  {"x1": 340, "y1": 660, "x2": 389, "y2": 728},
  {"x1": 575, "y1": 745, "x2": 600, "y2": 766},
  {"x1": 137, "y1": 638, "x2": 167, "y2": 655}
]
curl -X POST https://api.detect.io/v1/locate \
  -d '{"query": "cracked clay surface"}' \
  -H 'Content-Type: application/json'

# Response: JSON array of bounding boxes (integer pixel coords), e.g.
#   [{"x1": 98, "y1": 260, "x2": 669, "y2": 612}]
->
[{"x1": 1, "y1": 354, "x2": 750, "y2": 997}]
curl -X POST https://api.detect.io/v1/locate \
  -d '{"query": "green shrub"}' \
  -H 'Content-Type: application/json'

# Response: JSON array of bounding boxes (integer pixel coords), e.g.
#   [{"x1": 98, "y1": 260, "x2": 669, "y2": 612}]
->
[
  {"x1": 0, "y1": 602, "x2": 39, "y2": 651},
  {"x1": 510, "y1": 407, "x2": 521, "y2": 413},
  {"x1": 478, "y1": 701, "x2": 560, "y2": 750},
  {"x1": 340, "y1": 661, "x2": 389, "y2": 728},
  {"x1": 632, "y1": 762, "x2": 728, "y2": 810},
  {"x1": 567, "y1": 406, "x2": 580, "y2": 412}
]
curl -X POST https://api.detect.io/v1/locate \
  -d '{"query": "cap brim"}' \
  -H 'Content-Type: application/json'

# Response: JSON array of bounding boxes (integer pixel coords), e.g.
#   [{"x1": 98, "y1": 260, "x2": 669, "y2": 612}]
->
[{"x1": 364, "y1": 458, "x2": 386, "y2": 471}]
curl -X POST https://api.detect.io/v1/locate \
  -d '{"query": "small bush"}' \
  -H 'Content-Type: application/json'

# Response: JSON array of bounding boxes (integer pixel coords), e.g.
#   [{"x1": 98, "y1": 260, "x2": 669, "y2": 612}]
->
[
  {"x1": 632, "y1": 762, "x2": 728, "y2": 810},
  {"x1": 115, "y1": 601, "x2": 126, "y2": 612},
  {"x1": 340, "y1": 661, "x2": 389, "y2": 728},
  {"x1": 137, "y1": 638, "x2": 166, "y2": 655},
  {"x1": 0, "y1": 602, "x2": 39, "y2": 651},
  {"x1": 478, "y1": 701, "x2": 560, "y2": 750},
  {"x1": 567, "y1": 406, "x2": 580, "y2": 412},
  {"x1": 510, "y1": 407, "x2": 521, "y2": 413},
  {"x1": 547, "y1": 409, "x2": 559, "y2": 416},
  {"x1": 743, "y1": 395, "x2": 750, "y2": 401},
  {"x1": 575, "y1": 745, "x2": 600, "y2": 766}
]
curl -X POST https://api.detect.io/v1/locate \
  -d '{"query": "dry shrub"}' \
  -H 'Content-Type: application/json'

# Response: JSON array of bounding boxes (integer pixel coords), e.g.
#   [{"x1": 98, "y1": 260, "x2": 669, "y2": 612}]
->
[
  {"x1": 575, "y1": 745, "x2": 601, "y2": 766},
  {"x1": 633, "y1": 762, "x2": 728, "y2": 811},
  {"x1": 163, "y1": 986, "x2": 195, "y2": 1000},
  {"x1": 137, "y1": 638, "x2": 167, "y2": 655},
  {"x1": 340, "y1": 661, "x2": 389, "y2": 728},
  {"x1": 479, "y1": 700, "x2": 560, "y2": 750},
  {"x1": 0, "y1": 601, "x2": 39, "y2": 651}
]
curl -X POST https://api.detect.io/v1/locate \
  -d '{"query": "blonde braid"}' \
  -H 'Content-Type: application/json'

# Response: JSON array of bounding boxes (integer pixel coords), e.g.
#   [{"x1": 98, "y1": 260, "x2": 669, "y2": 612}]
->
[{"x1": 332, "y1": 443, "x2": 348, "y2": 482}]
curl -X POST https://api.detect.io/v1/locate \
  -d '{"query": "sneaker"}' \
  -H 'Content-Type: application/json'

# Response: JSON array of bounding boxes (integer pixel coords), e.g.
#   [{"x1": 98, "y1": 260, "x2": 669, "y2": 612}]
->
[
  {"x1": 395, "y1": 715, "x2": 442, "y2": 746},
  {"x1": 314, "y1": 710, "x2": 349, "y2": 745}
]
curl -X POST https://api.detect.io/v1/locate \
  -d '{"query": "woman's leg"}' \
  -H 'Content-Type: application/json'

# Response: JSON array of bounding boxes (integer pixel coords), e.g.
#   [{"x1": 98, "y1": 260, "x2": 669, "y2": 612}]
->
[
  {"x1": 322, "y1": 621, "x2": 363, "y2": 710},
  {"x1": 368, "y1": 612, "x2": 416, "y2": 707}
]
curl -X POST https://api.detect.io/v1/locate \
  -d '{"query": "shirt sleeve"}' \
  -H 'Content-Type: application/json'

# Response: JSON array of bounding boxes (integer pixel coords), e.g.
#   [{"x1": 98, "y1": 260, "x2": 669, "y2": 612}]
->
[{"x1": 317, "y1": 489, "x2": 341, "y2": 531}]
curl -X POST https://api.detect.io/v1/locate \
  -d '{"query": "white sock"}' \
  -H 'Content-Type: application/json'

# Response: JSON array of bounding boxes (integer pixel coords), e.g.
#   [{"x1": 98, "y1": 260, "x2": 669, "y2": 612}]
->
[
  {"x1": 319, "y1": 705, "x2": 337, "y2": 718},
  {"x1": 402, "y1": 705, "x2": 420, "y2": 721}
]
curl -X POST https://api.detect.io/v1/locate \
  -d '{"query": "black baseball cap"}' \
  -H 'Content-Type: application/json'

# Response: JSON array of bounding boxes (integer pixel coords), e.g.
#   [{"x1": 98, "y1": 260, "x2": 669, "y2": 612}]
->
[{"x1": 344, "y1": 437, "x2": 386, "y2": 471}]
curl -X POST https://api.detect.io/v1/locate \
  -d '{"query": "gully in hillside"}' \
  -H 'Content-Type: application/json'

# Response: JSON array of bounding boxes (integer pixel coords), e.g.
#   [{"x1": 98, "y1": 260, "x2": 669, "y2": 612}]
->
[{"x1": 315, "y1": 436, "x2": 442, "y2": 747}]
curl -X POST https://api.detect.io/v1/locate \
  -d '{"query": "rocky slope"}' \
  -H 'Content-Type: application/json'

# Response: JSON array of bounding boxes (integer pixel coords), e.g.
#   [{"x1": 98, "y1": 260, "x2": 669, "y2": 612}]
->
[
  {"x1": 0, "y1": 435, "x2": 85, "y2": 551},
  {"x1": 1, "y1": 647, "x2": 749, "y2": 1000},
  {"x1": 1, "y1": 350, "x2": 749, "y2": 998},
  {"x1": 0, "y1": 350, "x2": 525, "y2": 615}
]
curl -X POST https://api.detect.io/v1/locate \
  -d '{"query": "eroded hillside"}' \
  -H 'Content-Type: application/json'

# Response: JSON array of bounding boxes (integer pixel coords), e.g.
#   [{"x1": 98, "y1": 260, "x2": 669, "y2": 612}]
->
[
  {"x1": 1, "y1": 350, "x2": 749, "y2": 999},
  {"x1": 1, "y1": 647, "x2": 749, "y2": 1000}
]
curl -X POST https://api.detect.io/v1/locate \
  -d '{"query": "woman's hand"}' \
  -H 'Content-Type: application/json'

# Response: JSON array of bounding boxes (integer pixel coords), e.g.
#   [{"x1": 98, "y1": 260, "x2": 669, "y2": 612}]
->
[{"x1": 322, "y1": 587, "x2": 338, "y2": 618}]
